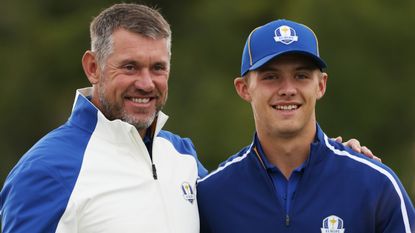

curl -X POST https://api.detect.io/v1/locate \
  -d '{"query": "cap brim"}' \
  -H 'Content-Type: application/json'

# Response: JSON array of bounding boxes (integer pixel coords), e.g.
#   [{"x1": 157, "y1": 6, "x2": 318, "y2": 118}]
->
[{"x1": 249, "y1": 51, "x2": 327, "y2": 73}]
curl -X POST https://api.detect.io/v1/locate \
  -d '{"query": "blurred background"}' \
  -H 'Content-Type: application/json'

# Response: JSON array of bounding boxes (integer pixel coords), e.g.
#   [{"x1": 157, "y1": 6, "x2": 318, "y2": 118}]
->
[{"x1": 0, "y1": 0, "x2": 414, "y2": 203}]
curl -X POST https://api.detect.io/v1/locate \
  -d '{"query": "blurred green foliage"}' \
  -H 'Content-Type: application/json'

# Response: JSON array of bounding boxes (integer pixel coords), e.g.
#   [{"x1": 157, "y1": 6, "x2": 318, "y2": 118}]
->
[{"x1": 1, "y1": 0, "x2": 414, "y2": 203}]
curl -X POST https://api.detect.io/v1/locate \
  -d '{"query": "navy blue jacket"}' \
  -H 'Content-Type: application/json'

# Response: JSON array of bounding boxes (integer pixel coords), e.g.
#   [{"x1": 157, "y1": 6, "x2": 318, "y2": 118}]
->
[{"x1": 197, "y1": 125, "x2": 415, "y2": 233}]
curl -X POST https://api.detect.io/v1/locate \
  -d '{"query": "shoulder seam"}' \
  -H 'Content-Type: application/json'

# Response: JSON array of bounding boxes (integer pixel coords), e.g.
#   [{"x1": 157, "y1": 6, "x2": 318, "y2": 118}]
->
[
  {"x1": 198, "y1": 144, "x2": 253, "y2": 183},
  {"x1": 323, "y1": 134, "x2": 412, "y2": 232}
]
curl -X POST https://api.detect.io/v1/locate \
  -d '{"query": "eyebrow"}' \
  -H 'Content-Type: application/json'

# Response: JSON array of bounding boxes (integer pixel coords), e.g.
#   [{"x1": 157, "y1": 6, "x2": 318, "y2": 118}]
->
[
  {"x1": 295, "y1": 65, "x2": 317, "y2": 71},
  {"x1": 119, "y1": 59, "x2": 138, "y2": 66},
  {"x1": 153, "y1": 60, "x2": 169, "y2": 66},
  {"x1": 118, "y1": 59, "x2": 169, "y2": 67},
  {"x1": 258, "y1": 65, "x2": 317, "y2": 73}
]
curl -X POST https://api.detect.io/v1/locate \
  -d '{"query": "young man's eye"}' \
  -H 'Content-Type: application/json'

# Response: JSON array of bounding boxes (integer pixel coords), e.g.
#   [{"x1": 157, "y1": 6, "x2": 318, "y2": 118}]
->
[
  {"x1": 264, "y1": 75, "x2": 278, "y2": 80},
  {"x1": 296, "y1": 74, "x2": 309, "y2": 79}
]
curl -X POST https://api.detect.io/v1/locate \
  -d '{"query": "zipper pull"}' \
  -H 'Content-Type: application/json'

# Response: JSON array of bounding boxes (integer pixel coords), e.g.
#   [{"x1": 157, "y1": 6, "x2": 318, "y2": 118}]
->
[
  {"x1": 285, "y1": 214, "x2": 290, "y2": 226},
  {"x1": 152, "y1": 163, "x2": 158, "y2": 180}
]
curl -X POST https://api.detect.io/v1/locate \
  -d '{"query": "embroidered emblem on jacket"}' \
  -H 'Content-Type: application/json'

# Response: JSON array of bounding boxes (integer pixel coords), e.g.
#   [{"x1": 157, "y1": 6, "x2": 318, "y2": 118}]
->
[
  {"x1": 181, "y1": 182, "x2": 195, "y2": 204},
  {"x1": 321, "y1": 215, "x2": 345, "y2": 233}
]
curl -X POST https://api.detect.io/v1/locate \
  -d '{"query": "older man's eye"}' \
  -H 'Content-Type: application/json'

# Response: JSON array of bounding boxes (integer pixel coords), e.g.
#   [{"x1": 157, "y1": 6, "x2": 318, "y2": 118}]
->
[
  {"x1": 123, "y1": 64, "x2": 136, "y2": 71},
  {"x1": 152, "y1": 63, "x2": 169, "y2": 76},
  {"x1": 154, "y1": 64, "x2": 163, "y2": 70},
  {"x1": 153, "y1": 63, "x2": 166, "y2": 71}
]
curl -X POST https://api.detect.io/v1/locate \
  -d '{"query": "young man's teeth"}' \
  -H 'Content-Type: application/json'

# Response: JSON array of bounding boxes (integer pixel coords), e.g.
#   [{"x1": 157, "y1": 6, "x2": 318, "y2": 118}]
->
[
  {"x1": 277, "y1": 105, "x2": 297, "y2": 110},
  {"x1": 131, "y1": 98, "x2": 150, "y2": 103}
]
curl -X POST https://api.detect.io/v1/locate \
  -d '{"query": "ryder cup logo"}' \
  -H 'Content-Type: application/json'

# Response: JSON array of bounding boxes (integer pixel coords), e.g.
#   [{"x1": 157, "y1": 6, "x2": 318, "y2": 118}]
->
[
  {"x1": 181, "y1": 182, "x2": 196, "y2": 204},
  {"x1": 274, "y1": 25, "x2": 298, "y2": 45},
  {"x1": 321, "y1": 215, "x2": 345, "y2": 233}
]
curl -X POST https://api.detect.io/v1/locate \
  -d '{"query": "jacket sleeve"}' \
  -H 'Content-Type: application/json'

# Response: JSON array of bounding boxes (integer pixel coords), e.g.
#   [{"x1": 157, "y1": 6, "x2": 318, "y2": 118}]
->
[
  {"x1": 1, "y1": 162, "x2": 72, "y2": 233},
  {"x1": 376, "y1": 171, "x2": 415, "y2": 233}
]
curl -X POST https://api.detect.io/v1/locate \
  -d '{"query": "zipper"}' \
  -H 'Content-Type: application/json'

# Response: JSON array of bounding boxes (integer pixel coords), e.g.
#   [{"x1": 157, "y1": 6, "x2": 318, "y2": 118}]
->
[
  {"x1": 128, "y1": 129, "x2": 158, "y2": 181},
  {"x1": 285, "y1": 214, "x2": 290, "y2": 226},
  {"x1": 253, "y1": 146, "x2": 291, "y2": 227},
  {"x1": 152, "y1": 163, "x2": 158, "y2": 180}
]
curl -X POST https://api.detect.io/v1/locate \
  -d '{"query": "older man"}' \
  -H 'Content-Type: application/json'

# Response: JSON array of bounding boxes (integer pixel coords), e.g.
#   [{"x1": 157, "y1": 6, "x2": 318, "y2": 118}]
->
[{"x1": 0, "y1": 4, "x2": 207, "y2": 233}]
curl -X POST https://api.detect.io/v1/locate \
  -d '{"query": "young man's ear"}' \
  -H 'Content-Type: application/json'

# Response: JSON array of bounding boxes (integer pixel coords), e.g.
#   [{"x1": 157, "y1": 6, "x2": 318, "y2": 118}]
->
[
  {"x1": 82, "y1": 51, "x2": 100, "y2": 85},
  {"x1": 234, "y1": 76, "x2": 252, "y2": 102},
  {"x1": 317, "y1": 72, "x2": 328, "y2": 100}
]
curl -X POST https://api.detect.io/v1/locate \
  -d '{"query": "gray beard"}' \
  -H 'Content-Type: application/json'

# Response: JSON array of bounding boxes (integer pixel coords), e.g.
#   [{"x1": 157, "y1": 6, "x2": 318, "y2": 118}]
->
[{"x1": 98, "y1": 89, "x2": 162, "y2": 132}]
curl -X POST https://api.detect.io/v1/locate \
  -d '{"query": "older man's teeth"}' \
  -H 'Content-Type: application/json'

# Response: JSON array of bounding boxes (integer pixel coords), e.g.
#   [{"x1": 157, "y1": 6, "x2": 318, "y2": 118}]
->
[
  {"x1": 276, "y1": 105, "x2": 298, "y2": 110},
  {"x1": 131, "y1": 98, "x2": 150, "y2": 103}
]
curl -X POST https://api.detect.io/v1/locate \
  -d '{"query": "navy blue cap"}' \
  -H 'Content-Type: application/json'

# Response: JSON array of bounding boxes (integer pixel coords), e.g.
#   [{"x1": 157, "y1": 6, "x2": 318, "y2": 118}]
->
[{"x1": 241, "y1": 19, "x2": 327, "y2": 76}]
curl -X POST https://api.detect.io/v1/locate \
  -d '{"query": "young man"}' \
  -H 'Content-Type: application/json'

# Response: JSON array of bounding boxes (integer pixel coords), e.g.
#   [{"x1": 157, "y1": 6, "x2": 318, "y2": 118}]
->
[{"x1": 197, "y1": 19, "x2": 415, "y2": 232}]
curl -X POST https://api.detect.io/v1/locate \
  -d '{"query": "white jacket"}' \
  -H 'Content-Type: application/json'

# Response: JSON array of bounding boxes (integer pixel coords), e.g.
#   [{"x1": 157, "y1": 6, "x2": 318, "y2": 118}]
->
[{"x1": 0, "y1": 87, "x2": 207, "y2": 233}]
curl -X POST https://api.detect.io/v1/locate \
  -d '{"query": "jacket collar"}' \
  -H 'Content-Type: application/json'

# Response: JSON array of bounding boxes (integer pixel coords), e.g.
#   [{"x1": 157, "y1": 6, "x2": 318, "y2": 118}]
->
[
  {"x1": 68, "y1": 87, "x2": 169, "y2": 143},
  {"x1": 251, "y1": 123, "x2": 327, "y2": 169}
]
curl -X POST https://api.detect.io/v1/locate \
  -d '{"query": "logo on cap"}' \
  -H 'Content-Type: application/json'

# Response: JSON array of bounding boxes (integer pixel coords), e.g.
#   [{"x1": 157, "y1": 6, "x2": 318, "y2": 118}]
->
[{"x1": 274, "y1": 25, "x2": 298, "y2": 45}]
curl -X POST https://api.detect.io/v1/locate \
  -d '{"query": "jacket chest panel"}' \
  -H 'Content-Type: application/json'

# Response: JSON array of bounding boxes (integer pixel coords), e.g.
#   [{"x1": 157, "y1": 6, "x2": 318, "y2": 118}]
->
[{"x1": 62, "y1": 134, "x2": 200, "y2": 232}]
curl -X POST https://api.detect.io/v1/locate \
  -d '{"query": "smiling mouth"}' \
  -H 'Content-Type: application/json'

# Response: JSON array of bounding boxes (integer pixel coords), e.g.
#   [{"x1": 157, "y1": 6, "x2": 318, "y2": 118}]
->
[
  {"x1": 272, "y1": 104, "x2": 300, "y2": 110},
  {"x1": 129, "y1": 97, "x2": 151, "y2": 104}
]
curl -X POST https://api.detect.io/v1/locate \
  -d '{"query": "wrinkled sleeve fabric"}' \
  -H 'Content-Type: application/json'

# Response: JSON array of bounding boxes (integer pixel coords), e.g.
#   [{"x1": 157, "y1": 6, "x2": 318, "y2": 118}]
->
[
  {"x1": 376, "y1": 170, "x2": 415, "y2": 233},
  {"x1": 1, "y1": 162, "x2": 72, "y2": 233}
]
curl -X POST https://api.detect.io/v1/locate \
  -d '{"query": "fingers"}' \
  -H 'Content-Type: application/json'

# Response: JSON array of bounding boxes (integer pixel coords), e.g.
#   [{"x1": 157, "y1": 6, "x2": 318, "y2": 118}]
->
[
  {"x1": 333, "y1": 136, "x2": 342, "y2": 143},
  {"x1": 343, "y1": 138, "x2": 361, "y2": 153},
  {"x1": 371, "y1": 155, "x2": 382, "y2": 162},
  {"x1": 361, "y1": 146, "x2": 381, "y2": 162},
  {"x1": 340, "y1": 138, "x2": 382, "y2": 163},
  {"x1": 361, "y1": 146, "x2": 373, "y2": 157}
]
